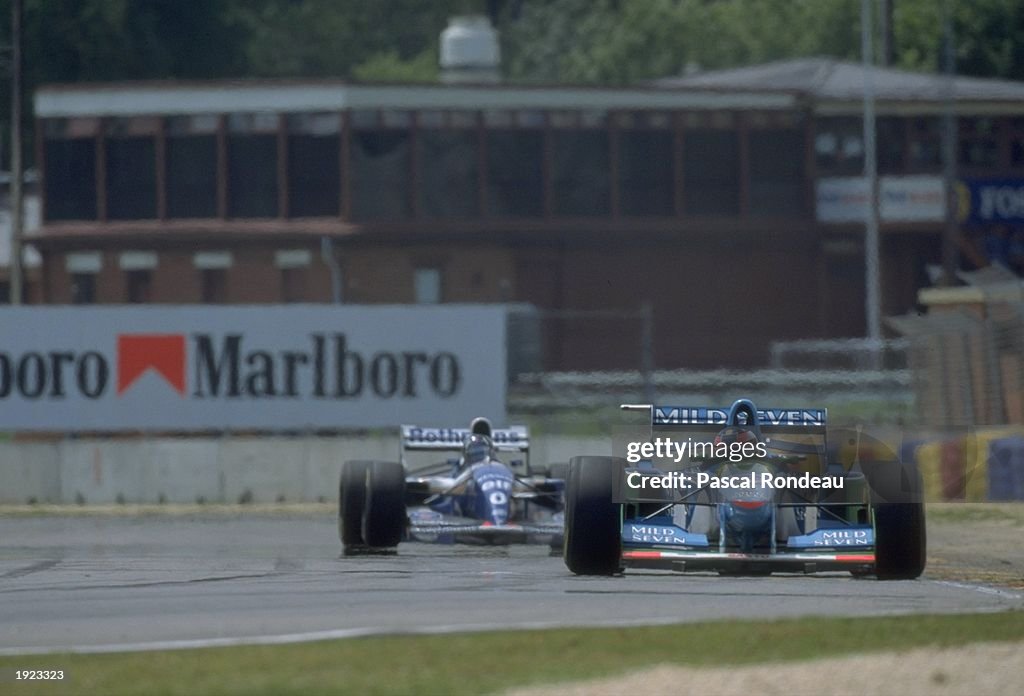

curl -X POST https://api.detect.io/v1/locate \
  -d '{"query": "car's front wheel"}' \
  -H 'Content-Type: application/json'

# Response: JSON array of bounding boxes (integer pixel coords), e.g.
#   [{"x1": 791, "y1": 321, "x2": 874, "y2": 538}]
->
[
  {"x1": 868, "y1": 460, "x2": 927, "y2": 580},
  {"x1": 362, "y1": 461, "x2": 407, "y2": 548},
  {"x1": 339, "y1": 460, "x2": 373, "y2": 554},
  {"x1": 563, "y1": 456, "x2": 623, "y2": 575}
]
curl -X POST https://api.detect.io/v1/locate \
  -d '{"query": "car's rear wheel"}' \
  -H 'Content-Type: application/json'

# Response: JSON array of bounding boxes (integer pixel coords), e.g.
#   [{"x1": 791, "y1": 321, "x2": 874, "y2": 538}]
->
[
  {"x1": 564, "y1": 456, "x2": 623, "y2": 575},
  {"x1": 868, "y1": 461, "x2": 926, "y2": 580},
  {"x1": 339, "y1": 460, "x2": 372, "y2": 553},
  {"x1": 362, "y1": 461, "x2": 407, "y2": 548}
]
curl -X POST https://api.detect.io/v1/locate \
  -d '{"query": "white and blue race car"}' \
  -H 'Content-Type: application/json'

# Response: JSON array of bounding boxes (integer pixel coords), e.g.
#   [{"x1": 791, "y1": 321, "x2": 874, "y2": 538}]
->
[
  {"x1": 563, "y1": 399, "x2": 926, "y2": 579},
  {"x1": 339, "y1": 419, "x2": 565, "y2": 555}
]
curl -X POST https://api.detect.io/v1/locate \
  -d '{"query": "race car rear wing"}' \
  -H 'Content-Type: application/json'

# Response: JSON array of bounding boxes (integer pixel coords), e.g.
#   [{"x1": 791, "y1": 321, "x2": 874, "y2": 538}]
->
[
  {"x1": 400, "y1": 425, "x2": 531, "y2": 453},
  {"x1": 621, "y1": 402, "x2": 827, "y2": 435}
]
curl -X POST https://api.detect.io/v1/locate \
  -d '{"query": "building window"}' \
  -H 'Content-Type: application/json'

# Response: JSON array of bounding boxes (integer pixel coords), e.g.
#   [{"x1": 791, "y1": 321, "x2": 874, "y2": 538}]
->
[
  {"x1": 200, "y1": 269, "x2": 227, "y2": 304},
  {"x1": 414, "y1": 267, "x2": 442, "y2": 304},
  {"x1": 106, "y1": 118, "x2": 158, "y2": 220},
  {"x1": 417, "y1": 116, "x2": 480, "y2": 218},
  {"x1": 959, "y1": 117, "x2": 1000, "y2": 169},
  {"x1": 485, "y1": 129, "x2": 543, "y2": 217},
  {"x1": 908, "y1": 117, "x2": 942, "y2": 170},
  {"x1": 287, "y1": 113, "x2": 341, "y2": 217},
  {"x1": 280, "y1": 267, "x2": 306, "y2": 303},
  {"x1": 748, "y1": 128, "x2": 804, "y2": 216},
  {"x1": 195, "y1": 251, "x2": 232, "y2": 303},
  {"x1": 125, "y1": 270, "x2": 152, "y2": 303},
  {"x1": 119, "y1": 251, "x2": 157, "y2": 304},
  {"x1": 618, "y1": 124, "x2": 674, "y2": 216},
  {"x1": 276, "y1": 248, "x2": 312, "y2": 303},
  {"x1": 814, "y1": 117, "x2": 863, "y2": 175},
  {"x1": 65, "y1": 252, "x2": 101, "y2": 304},
  {"x1": 351, "y1": 111, "x2": 412, "y2": 220},
  {"x1": 71, "y1": 273, "x2": 96, "y2": 304},
  {"x1": 167, "y1": 115, "x2": 218, "y2": 219},
  {"x1": 227, "y1": 113, "x2": 279, "y2": 218},
  {"x1": 551, "y1": 119, "x2": 611, "y2": 217},
  {"x1": 43, "y1": 119, "x2": 98, "y2": 221},
  {"x1": 877, "y1": 117, "x2": 905, "y2": 174},
  {"x1": 684, "y1": 129, "x2": 739, "y2": 215}
]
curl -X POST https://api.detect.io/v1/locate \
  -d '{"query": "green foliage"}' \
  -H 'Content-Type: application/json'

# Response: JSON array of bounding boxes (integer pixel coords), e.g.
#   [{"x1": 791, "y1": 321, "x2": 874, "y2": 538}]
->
[
  {"x1": 501, "y1": 0, "x2": 1024, "y2": 84},
  {"x1": 352, "y1": 48, "x2": 439, "y2": 83},
  {"x1": 501, "y1": 0, "x2": 863, "y2": 84},
  {"x1": 4, "y1": 0, "x2": 1024, "y2": 91},
  {"x1": 224, "y1": 0, "x2": 469, "y2": 79}
]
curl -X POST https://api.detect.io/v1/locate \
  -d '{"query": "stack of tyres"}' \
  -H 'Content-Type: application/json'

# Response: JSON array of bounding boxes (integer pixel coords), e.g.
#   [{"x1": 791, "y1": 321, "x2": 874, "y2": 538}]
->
[
  {"x1": 940, "y1": 439, "x2": 966, "y2": 500},
  {"x1": 988, "y1": 436, "x2": 1024, "y2": 501},
  {"x1": 916, "y1": 439, "x2": 965, "y2": 502},
  {"x1": 961, "y1": 427, "x2": 1024, "y2": 502}
]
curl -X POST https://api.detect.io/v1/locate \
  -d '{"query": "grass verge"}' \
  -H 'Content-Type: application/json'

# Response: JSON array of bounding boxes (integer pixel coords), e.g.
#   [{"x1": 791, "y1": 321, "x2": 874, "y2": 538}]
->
[
  {"x1": 4, "y1": 611, "x2": 1023, "y2": 696},
  {"x1": 927, "y1": 502, "x2": 1024, "y2": 525}
]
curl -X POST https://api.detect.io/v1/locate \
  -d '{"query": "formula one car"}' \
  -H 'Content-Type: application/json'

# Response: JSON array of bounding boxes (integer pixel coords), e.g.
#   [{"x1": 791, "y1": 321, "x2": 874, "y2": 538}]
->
[
  {"x1": 339, "y1": 418, "x2": 565, "y2": 555},
  {"x1": 563, "y1": 399, "x2": 926, "y2": 579}
]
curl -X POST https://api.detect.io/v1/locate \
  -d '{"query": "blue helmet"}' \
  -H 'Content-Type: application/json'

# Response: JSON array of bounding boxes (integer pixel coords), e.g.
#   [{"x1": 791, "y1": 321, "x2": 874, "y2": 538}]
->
[{"x1": 463, "y1": 434, "x2": 494, "y2": 466}]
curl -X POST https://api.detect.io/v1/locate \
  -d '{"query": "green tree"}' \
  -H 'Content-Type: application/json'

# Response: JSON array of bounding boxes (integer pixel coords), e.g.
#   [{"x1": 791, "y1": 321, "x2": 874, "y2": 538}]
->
[
  {"x1": 499, "y1": 0, "x2": 1024, "y2": 84},
  {"x1": 226, "y1": 0, "x2": 477, "y2": 79}
]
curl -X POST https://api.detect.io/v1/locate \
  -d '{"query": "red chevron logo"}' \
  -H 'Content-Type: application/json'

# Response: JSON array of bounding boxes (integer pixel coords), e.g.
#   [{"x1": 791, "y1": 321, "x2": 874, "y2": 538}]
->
[{"x1": 117, "y1": 334, "x2": 186, "y2": 395}]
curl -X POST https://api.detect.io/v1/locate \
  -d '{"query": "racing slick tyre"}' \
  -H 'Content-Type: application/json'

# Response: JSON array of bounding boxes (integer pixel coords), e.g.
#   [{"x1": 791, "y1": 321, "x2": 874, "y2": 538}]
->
[
  {"x1": 339, "y1": 460, "x2": 373, "y2": 552},
  {"x1": 564, "y1": 456, "x2": 623, "y2": 576},
  {"x1": 362, "y1": 461, "x2": 407, "y2": 548},
  {"x1": 867, "y1": 461, "x2": 927, "y2": 580}
]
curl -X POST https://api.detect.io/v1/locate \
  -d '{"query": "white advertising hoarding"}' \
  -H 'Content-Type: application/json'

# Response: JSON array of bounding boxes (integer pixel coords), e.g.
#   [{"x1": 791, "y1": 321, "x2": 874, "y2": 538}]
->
[
  {"x1": 816, "y1": 176, "x2": 945, "y2": 223},
  {"x1": 0, "y1": 305, "x2": 507, "y2": 432}
]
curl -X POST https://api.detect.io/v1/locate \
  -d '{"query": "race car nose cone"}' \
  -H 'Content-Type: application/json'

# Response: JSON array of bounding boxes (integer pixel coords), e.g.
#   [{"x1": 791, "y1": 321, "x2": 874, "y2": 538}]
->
[{"x1": 731, "y1": 500, "x2": 767, "y2": 509}]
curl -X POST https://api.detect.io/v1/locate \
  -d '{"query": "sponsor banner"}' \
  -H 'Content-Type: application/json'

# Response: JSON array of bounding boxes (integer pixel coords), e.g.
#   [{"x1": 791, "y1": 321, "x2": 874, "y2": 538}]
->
[
  {"x1": 652, "y1": 407, "x2": 826, "y2": 427},
  {"x1": 816, "y1": 175, "x2": 945, "y2": 223},
  {"x1": 956, "y1": 177, "x2": 1024, "y2": 224},
  {"x1": 787, "y1": 527, "x2": 874, "y2": 548},
  {"x1": 0, "y1": 305, "x2": 506, "y2": 432},
  {"x1": 622, "y1": 522, "x2": 709, "y2": 547},
  {"x1": 401, "y1": 425, "x2": 529, "y2": 451}
]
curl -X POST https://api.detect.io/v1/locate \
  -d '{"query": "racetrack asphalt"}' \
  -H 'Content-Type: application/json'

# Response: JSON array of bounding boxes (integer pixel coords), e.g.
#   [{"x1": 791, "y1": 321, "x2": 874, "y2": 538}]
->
[{"x1": 0, "y1": 514, "x2": 1021, "y2": 655}]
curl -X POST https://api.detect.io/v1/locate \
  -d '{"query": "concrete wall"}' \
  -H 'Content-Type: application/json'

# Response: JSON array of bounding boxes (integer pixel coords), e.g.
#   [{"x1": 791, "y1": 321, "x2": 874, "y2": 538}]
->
[{"x1": 0, "y1": 435, "x2": 611, "y2": 504}]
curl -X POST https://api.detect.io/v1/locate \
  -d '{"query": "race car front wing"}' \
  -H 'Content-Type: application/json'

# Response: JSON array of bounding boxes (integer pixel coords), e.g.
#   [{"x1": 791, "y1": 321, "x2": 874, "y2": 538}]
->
[
  {"x1": 409, "y1": 520, "x2": 564, "y2": 537},
  {"x1": 622, "y1": 548, "x2": 875, "y2": 573}
]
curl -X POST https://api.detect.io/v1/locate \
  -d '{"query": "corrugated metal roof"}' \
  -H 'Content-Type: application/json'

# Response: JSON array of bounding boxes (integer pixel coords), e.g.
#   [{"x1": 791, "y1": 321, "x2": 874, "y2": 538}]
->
[
  {"x1": 34, "y1": 81, "x2": 796, "y2": 118},
  {"x1": 654, "y1": 57, "x2": 1024, "y2": 103}
]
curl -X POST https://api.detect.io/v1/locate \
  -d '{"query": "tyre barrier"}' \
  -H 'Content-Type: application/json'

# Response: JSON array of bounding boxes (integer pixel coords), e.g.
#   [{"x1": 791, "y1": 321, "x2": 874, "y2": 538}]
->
[
  {"x1": 913, "y1": 429, "x2": 1024, "y2": 501},
  {"x1": 988, "y1": 436, "x2": 1024, "y2": 502}
]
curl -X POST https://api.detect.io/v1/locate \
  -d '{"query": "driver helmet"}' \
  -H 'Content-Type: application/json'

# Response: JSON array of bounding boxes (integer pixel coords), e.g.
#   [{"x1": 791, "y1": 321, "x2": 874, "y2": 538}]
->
[
  {"x1": 470, "y1": 417, "x2": 493, "y2": 438},
  {"x1": 462, "y1": 434, "x2": 494, "y2": 467},
  {"x1": 714, "y1": 425, "x2": 761, "y2": 447},
  {"x1": 714, "y1": 425, "x2": 762, "y2": 465}
]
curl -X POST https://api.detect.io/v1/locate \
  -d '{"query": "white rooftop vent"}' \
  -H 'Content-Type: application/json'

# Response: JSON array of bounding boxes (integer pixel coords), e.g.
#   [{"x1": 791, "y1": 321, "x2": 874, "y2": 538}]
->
[{"x1": 440, "y1": 15, "x2": 500, "y2": 84}]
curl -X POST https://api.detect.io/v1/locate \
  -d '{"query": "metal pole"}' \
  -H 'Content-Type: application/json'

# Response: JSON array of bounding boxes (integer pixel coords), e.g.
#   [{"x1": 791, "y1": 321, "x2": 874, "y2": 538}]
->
[
  {"x1": 320, "y1": 236, "x2": 342, "y2": 303},
  {"x1": 941, "y1": 0, "x2": 959, "y2": 286},
  {"x1": 880, "y1": 0, "x2": 895, "y2": 66},
  {"x1": 862, "y1": 0, "x2": 881, "y2": 346},
  {"x1": 9, "y1": 0, "x2": 23, "y2": 305},
  {"x1": 640, "y1": 301, "x2": 654, "y2": 404}
]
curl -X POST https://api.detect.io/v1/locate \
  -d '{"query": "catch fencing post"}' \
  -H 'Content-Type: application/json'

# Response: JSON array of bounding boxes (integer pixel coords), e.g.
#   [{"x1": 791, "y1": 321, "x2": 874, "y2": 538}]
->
[{"x1": 640, "y1": 301, "x2": 654, "y2": 404}]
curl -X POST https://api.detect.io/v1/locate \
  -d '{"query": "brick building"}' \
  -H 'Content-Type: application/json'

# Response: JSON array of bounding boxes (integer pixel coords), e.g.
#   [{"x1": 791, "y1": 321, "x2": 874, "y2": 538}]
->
[{"x1": 28, "y1": 58, "x2": 1024, "y2": 369}]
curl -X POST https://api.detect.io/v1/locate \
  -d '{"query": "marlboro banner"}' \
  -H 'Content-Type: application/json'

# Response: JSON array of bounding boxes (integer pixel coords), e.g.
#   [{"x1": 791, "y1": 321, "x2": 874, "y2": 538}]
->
[{"x1": 0, "y1": 305, "x2": 507, "y2": 432}]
